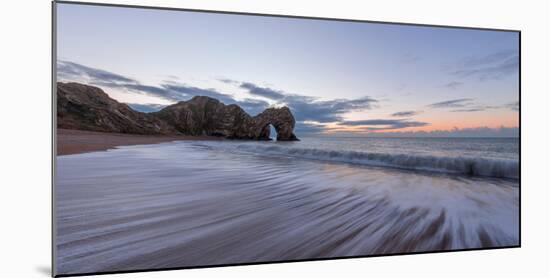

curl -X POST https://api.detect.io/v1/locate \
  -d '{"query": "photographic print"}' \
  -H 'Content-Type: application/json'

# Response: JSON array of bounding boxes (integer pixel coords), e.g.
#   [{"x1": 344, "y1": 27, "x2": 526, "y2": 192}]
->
[{"x1": 53, "y1": 2, "x2": 520, "y2": 276}]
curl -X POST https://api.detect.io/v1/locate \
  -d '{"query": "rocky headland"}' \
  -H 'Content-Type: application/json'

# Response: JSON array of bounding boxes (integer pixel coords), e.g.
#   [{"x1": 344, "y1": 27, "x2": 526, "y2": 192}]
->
[{"x1": 57, "y1": 82, "x2": 299, "y2": 141}]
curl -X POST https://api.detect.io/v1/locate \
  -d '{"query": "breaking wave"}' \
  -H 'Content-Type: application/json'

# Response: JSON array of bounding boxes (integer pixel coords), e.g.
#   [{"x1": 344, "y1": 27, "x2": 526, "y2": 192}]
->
[{"x1": 230, "y1": 144, "x2": 519, "y2": 180}]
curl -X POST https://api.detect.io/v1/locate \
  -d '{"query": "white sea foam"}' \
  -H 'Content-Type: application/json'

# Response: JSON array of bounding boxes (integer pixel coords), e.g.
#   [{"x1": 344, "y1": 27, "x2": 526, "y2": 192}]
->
[{"x1": 208, "y1": 143, "x2": 519, "y2": 180}]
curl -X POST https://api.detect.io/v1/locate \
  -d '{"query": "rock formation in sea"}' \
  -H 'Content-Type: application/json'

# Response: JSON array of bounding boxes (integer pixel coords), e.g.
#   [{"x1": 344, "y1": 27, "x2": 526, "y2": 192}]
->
[
  {"x1": 253, "y1": 107, "x2": 299, "y2": 141},
  {"x1": 57, "y1": 82, "x2": 299, "y2": 141}
]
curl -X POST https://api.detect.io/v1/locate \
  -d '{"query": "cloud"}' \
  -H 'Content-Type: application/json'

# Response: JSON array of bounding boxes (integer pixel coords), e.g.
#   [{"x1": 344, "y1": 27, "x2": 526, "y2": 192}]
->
[
  {"x1": 239, "y1": 82, "x2": 286, "y2": 100},
  {"x1": 451, "y1": 106, "x2": 498, "y2": 112},
  {"x1": 57, "y1": 60, "x2": 137, "y2": 84},
  {"x1": 63, "y1": 62, "x2": 456, "y2": 134},
  {"x1": 294, "y1": 121, "x2": 327, "y2": 134},
  {"x1": 338, "y1": 119, "x2": 429, "y2": 130},
  {"x1": 161, "y1": 82, "x2": 236, "y2": 103},
  {"x1": 451, "y1": 108, "x2": 486, "y2": 112},
  {"x1": 290, "y1": 96, "x2": 378, "y2": 123},
  {"x1": 58, "y1": 61, "x2": 379, "y2": 127},
  {"x1": 133, "y1": 82, "x2": 270, "y2": 115},
  {"x1": 451, "y1": 50, "x2": 519, "y2": 81},
  {"x1": 428, "y1": 98, "x2": 474, "y2": 108},
  {"x1": 461, "y1": 50, "x2": 517, "y2": 67},
  {"x1": 218, "y1": 78, "x2": 240, "y2": 85},
  {"x1": 94, "y1": 81, "x2": 216, "y2": 103},
  {"x1": 58, "y1": 60, "x2": 182, "y2": 101},
  {"x1": 59, "y1": 60, "x2": 229, "y2": 102},
  {"x1": 168, "y1": 80, "x2": 378, "y2": 121},
  {"x1": 428, "y1": 98, "x2": 499, "y2": 113},
  {"x1": 234, "y1": 98, "x2": 271, "y2": 116},
  {"x1": 366, "y1": 126, "x2": 519, "y2": 138},
  {"x1": 57, "y1": 60, "x2": 270, "y2": 115},
  {"x1": 391, "y1": 111, "x2": 421, "y2": 117},
  {"x1": 443, "y1": 81, "x2": 463, "y2": 89},
  {"x1": 165, "y1": 75, "x2": 180, "y2": 80},
  {"x1": 236, "y1": 81, "x2": 378, "y2": 123},
  {"x1": 506, "y1": 101, "x2": 519, "y2": 111},
  {"x1": 126, "y1": 103, "x2": 167, "y2": 113},
  {"x1": 118, "y1": 83, "x2": 183, "y2": 101}
]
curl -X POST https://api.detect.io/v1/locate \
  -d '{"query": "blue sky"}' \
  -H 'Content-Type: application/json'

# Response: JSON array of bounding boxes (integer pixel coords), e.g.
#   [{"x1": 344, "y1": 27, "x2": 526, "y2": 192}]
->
[{"x1": 56, "y1": 3, "x2": 519, "y2": 136}]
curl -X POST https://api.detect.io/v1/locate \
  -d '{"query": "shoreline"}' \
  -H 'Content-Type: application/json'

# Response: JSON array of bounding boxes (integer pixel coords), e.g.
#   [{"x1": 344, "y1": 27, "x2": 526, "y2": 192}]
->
[
  {"x1": 55, "y1": 141, "x2": 518, "y2": 274},
  {"x1": 56, "y1": 128, "x2": 222, "y2": 156}
]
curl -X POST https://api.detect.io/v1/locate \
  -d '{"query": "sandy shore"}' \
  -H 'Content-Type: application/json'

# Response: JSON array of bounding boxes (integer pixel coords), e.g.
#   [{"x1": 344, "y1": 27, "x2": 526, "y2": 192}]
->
[{"x1": 56, "y1": 128, "x2": 221, "y2": 156}]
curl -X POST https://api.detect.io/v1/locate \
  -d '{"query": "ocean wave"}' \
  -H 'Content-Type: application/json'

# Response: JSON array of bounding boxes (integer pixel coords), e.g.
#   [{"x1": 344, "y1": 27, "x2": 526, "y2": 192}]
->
[{"x1": 229, "y1": 144, "x2": 519, "y2": 180}]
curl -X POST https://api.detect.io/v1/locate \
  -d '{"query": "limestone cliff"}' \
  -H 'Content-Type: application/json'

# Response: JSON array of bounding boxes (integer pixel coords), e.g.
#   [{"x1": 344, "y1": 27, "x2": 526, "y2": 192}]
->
[{"x1": 57, "y1": 82, "x2": 299, "y2": 141}]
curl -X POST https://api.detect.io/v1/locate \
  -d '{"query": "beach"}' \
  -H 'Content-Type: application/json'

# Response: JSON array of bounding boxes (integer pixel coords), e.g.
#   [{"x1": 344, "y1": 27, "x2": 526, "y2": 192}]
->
[
  {"x1": 55, "y1": 136, "x2": 519, "y2": 275},
  {"x1": 56, "y1": 128, "x2": 221, "y2": 155}
]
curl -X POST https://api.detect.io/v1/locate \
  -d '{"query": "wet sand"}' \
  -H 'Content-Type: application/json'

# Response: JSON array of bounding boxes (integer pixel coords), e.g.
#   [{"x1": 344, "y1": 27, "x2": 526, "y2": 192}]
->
[{"x1": 56, "y1": 129, "x2": 221, "y2": 155}]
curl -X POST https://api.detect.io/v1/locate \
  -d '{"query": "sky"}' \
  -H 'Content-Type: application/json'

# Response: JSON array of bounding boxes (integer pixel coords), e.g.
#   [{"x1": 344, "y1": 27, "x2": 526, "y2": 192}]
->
[{"x1": 56, "y1": 3, "x2": 520, "y2": 137}]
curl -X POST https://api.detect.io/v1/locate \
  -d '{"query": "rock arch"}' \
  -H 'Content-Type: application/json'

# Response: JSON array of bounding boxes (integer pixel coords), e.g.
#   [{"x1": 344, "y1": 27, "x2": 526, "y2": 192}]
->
[{"x1": 253, "y1": 107, "x2": 299, "y2": 141}]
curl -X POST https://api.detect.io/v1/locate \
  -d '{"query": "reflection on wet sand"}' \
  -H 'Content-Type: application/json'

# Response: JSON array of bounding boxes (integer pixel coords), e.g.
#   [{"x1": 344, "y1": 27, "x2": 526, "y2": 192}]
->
[{"x1": 55, "y1": 142, "x2": 518, "y2": 275}]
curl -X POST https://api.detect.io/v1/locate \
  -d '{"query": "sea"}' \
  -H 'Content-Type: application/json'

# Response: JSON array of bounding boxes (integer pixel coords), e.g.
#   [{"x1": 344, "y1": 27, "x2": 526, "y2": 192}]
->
[{"x1": 55, "y1": 136, "x2": 519, "y2": 274}]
